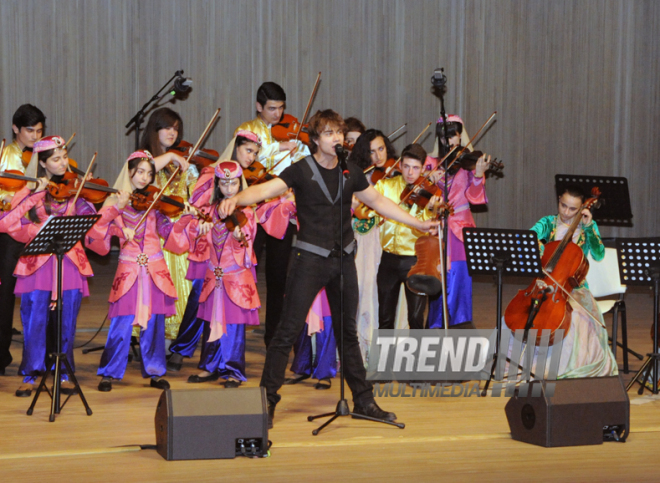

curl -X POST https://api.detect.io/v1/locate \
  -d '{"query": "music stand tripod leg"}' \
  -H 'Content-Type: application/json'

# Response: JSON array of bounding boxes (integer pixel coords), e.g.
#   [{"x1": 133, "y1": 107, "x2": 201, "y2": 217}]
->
[
  {"x1": 26, "y1": 362, "x2": 52, "y2": 416},
  {"x1": 62, "y1": 355, "x2": 93, "y2": 415}
]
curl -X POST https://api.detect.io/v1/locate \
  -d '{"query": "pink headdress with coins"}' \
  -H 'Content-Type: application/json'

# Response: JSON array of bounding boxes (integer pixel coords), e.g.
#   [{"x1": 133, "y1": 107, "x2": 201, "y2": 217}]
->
[{"x1": 215, "y1": 160, "x2": 243, "y2": 179}]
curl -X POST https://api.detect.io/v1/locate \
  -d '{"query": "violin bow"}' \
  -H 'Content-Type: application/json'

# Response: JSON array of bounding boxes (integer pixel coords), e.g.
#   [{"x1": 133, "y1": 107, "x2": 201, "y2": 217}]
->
[
  {"x1": 255, "y1": 144, "x2": 299, "y2": 183},
  {"x1": 380, "y1": 122, "x2": 433, "y2": 179},
  {"x1": 67, "y1": 152, "x2": 97, "y2": 215},
  {"x1": 64, "y1": 132, "x2": 76, "y2": 149},
  {"x1": 294, "y1": 72, "x2": 322, "y2": 143},
  {"x1": 64, "y1": 133, "x2": 86, "y2": 175},
  {"x1": 130, "y1": 108, "x2": 221, "y2": 235},
  {"x1": 388, "y1": 123, "x2": 407, "y2": 141}
]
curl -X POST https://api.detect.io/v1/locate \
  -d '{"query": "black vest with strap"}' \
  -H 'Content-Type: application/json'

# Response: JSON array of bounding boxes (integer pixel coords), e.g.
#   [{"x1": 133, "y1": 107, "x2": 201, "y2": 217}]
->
[{"x1": 294, "y1": 156, "x2": 357, "y2": 257}]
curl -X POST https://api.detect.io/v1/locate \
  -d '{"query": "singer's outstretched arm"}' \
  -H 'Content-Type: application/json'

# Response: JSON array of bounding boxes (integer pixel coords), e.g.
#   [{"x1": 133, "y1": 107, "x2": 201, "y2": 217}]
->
[
  {"x1": 355, "y1": 186, "x2": 438, "y2": 233},
  {"x1": 218, "y1": 178, "x2": 288, "y2": 218}
]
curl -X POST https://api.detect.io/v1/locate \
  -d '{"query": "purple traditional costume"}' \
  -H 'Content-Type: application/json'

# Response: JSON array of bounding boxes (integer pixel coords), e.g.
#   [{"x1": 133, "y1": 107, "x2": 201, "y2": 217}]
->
[
  {"x1": 424, "y1": 154, "x2": 488, "y2": 328},
  {"x1": 0, "y1": 162, "x2": 96, "y2": 384}
]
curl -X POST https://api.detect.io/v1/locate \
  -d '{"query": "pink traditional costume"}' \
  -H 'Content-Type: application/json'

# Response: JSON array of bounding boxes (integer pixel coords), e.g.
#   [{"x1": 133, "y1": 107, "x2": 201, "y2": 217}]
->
[
  {"x1": 167, "y1": 161, "x2": 260, "y2": 384},
  {"x1": 167, "y1": 132, "x2": 260, "y2": 370},
  {"x1": 426, "y1": 116, "x2": 487, "y2": 329},
  {"x1": 0, "y1": 136, "x2": 96, "y2": 386},
  {"x1": 86, "y1": 152, "x2": 188, "y2": 387}
]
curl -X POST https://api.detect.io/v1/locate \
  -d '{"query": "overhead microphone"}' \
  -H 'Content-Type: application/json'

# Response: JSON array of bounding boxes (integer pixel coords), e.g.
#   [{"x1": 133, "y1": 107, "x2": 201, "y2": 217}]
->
[{"x1": 171, "y1": 75, "x2": 193, "y2": 95}]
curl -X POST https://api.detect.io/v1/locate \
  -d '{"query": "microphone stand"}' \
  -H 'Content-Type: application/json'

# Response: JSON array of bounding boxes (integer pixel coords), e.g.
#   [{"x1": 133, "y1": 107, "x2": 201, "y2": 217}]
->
[
  {"x1": 125, "y1": 69, "x2": 186, "y2": 150},
  {"x1": 432, "y1": 68, "x2": 452, "y2": 329}
]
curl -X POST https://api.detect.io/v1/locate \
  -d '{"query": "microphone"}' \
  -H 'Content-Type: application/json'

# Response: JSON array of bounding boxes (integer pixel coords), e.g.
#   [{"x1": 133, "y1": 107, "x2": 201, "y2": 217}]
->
[
  {"x1": 335, "y1": 144, "x2": 349, "y2": 179},
  {"x1": 431, "y1": 67, "x2": 447, "y2": 89},
  {"x1": 172, "y1": 76, "x2": 193, "y2": 95}
]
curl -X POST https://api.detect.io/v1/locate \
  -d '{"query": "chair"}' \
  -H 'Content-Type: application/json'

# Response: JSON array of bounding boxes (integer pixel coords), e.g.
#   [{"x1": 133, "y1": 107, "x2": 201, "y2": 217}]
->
[{"x1": 586, "y1": 247, "x2": 635, "y2": 373}]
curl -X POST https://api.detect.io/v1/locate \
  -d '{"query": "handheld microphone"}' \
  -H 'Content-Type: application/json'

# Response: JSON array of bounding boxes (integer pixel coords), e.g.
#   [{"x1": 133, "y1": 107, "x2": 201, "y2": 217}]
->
[
  {"x1": 335, "y1": 144, "x2": 349, "y2": 178},
  {"x1": 172, "y1": 76, "x2": 193, "y2": 95}
]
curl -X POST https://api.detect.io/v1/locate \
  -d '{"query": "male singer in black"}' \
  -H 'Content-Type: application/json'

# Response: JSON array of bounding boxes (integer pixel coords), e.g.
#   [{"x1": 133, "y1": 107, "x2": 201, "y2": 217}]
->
[{"x1": 219, "y1": 109, "x2": 438, "y2": 427}]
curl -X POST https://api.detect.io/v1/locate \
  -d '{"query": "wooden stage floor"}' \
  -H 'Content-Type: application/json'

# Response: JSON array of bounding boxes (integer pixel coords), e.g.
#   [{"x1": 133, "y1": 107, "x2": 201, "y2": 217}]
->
[{"x1": 2, "y1": 252, "x2": 660, "y2": 482}]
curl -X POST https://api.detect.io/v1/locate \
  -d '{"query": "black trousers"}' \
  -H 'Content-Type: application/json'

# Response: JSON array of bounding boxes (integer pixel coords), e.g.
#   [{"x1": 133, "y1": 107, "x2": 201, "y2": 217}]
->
[
  {"x1": 252, "y1": 222, "x2": 296, "y2": 348},
  {"x1": 260, "y1": 249, "x2": 374, "y2": 407},
  {"x1": 0, "y1": 233, "x2": 24, "y2": 370},
  {"x1": 377, "y1": 251, "x2": 427, "y2": 330}
]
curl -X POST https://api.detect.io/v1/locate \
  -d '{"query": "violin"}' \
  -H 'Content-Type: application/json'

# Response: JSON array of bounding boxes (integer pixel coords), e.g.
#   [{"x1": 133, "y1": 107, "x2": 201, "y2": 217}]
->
[
  {"x1": 400, "y1": 177, "x2": 442, "y2": 209},
  {"x1": 46, "y1": 172, "x2": 118, "y2": 204},
  {"x1": 271, "y1": 72, "x2": 322, "y2": 148},
  {"x1": 0, "y1": 169, "x2": 28, "y2": 192},
  {"x1": 221, "y1": 208, "x2": 249, "y2": 247},
  {"x1": 272, "y1": 113, "x2": 310, "y2": 146},
  {"x1": 368, "y1": 158, "x2": 400, "y2": 184},
  {"x1": 21, "y1": 148, "x2": 32, "y2": 167},
  {"x1": 168, "y1": 140, "x2": 219, "y2": 169},
  {"x1": 243, "y1": 161, "x2": 277, "y2": 186},
  {"x1": 130, "y1": 185, "x2": 185, "y2": 217},
  {"x1": 0, "y1": 169, "x2": 117, "y2": 204},
  {"x1": 443, "y1": 149, "x2": 504, "y2": 176},
  {"x1": 129, "y1": 185, "x2": 211, "y2": 222},
  {"x1": 504, "y1": 188, "x2": 602, "y2": 344}
]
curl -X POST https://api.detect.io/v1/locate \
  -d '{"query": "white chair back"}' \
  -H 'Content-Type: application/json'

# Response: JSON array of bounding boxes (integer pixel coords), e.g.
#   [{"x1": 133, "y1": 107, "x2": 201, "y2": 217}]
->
[{"x1": 586, "y1": 247, "x2": 627, "y2": 298}]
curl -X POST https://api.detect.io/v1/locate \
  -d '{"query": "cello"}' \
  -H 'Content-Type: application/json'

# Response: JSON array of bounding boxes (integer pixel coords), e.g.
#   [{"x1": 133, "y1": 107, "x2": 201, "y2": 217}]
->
[{"x1": 504, "y1": 188, "x2": 602, "y2": 344}]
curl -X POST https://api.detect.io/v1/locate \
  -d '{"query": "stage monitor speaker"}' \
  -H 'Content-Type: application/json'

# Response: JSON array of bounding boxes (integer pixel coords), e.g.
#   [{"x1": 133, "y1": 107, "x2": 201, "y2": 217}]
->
[
  {"x1": 505, "y1": 376, "x2": 629, "y2": 447},
  {"x1": 155, "y1": 387, "x2": 268, "y2": 460}
]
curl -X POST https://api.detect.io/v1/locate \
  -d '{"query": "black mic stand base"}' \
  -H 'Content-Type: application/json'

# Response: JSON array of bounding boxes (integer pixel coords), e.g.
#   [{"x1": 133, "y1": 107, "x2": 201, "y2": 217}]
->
[{"x1": 308, "y1": 398, "x2": 404, "y2": 435}]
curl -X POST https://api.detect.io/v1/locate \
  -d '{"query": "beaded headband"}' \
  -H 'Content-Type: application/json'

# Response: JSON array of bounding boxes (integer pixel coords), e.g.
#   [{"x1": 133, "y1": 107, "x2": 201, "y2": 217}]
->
[
  {"x1": 235, "y1": 130, "x2": 262, "y2": 146},
  {"x1": 436, "y1": 114, "x2": 464, "y2": 125},
  {"x1": 126, "y1": 150, "x2": 154, "y2": 163}
]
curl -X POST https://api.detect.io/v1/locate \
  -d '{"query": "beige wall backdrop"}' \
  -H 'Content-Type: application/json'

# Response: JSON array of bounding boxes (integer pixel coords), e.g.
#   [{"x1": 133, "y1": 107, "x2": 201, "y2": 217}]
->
[{"x1": 1, "y1": 0, "x2": 658, "y2": 237}]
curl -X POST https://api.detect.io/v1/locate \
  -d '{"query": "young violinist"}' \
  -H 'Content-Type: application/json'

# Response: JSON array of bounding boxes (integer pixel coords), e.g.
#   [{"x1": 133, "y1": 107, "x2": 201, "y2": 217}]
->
[
  {"x1": 167, "y1": 130, "x2": 262, "y2": 372},
  {"x1": 0, "y1": 135, "x2": 96, "y2": 397},
  {"x1": 350, "y1": 129, "x2": 401, "y2": 363},
  {"x1": 235, "y1": 82, "x2": 309, "y2": 348},
  {"x1": 425, "y1": 115, "x2": 490, "y2": 331},
  {"x1": 218, "y1": 109, "x2": 438, "y2": 427},
  {"x1": 0, "y1": 104, "x2": 46, "y2": 376},
  {"x1": 139, "y1": 107, "x2": 196, "y2": 342},
  {"x1": 521, "y1": 186, "x2": 617, "y2": 378},
  {"x1": 235, "y1": 81, "x2": 310, "y2": 175},
  {"x1": 374, "y1": 143, "x2": 440, "y2": 331},
  {"x1": 344, "y1": 117, "x2": 366, "y2": 150},
  {"x1": 86, "y1": 151, "x2": 192, "y2": 392},
  {"x1": 169, "y1": 161, "x2": 260, "y2": 387}
]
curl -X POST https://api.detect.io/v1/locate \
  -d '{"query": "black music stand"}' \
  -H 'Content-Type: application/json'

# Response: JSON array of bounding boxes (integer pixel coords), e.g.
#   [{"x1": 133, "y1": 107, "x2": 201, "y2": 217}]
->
[
  {"x1": 25, "y1": 214, "x2": 100, "y2": 421},
  {"x1": 618, "y1": 238, "x2": 660, "y2": 394},
  {"x1": 462, "y1": 228, "x2": 544, "y2": 395},
  {"x1": 555, "y1": 174, "x2": 633, "y2": 227}
]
